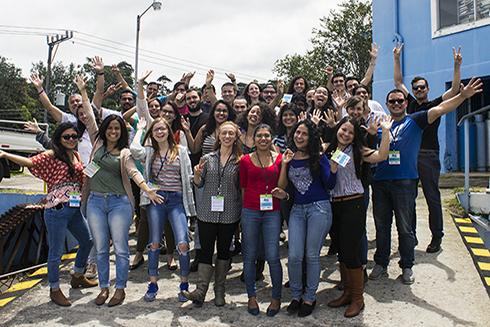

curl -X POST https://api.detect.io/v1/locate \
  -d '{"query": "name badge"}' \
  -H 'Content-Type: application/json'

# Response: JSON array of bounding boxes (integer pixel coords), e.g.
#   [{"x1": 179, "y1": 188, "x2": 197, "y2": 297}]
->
[
  {"x1": 389, "y1": 151, "x2": 401, "y2": 165},
  {"x1": 83, "y1": 161, "x2": 100, "y2": 178},
  {"x1": 69, "y1": 192, "x2": 80, "y2": 207},
  {"x1": 211, "y1": 196, "x2": 224, "y2": 212},
  {"x1": 260, "y1": 194, "x2": 273, "y2": 211},
  {"x1": 331, "y1": 149, "x2": 351, "y2": 167}
]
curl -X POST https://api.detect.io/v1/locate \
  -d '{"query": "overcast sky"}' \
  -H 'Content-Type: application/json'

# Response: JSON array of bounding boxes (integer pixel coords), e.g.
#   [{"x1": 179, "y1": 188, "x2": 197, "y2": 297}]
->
[{"x1": 0, "y1": 0, "x2": 340, "y2": 88}]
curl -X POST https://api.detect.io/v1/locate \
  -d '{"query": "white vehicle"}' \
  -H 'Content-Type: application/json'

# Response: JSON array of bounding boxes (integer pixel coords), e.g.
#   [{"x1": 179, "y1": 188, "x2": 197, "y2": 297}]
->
[{"x1": 0, "y1": 119, "x2": 48, "y2": 182}]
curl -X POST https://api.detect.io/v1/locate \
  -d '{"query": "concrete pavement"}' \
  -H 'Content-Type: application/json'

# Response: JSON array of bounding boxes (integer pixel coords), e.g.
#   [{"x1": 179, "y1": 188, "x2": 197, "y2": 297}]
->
[{"x1": 0, "y1": 188, "x2": 489, "y2": 326}]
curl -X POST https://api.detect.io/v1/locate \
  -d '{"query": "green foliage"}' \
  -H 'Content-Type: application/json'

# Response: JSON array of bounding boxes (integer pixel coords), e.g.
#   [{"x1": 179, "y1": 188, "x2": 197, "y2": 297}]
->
[
  {"x1": 273, "y1": 0, "x2": 372, "y2": 88},
  {"x1": 0, "y1": 56, "x2": 30, "y2": 121}
]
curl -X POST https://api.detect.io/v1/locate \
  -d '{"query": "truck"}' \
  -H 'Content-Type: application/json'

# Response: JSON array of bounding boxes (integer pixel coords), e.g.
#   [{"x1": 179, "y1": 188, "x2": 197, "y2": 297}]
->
[{"x1": 0, "y1": 119, "x2": 48, "y2": 182}]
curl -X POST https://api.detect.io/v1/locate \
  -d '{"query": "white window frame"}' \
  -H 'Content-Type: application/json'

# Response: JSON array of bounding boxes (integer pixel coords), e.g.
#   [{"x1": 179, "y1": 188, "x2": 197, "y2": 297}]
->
[{"x1": 431, "y1": 0, "x2": 490, "y2": 38}]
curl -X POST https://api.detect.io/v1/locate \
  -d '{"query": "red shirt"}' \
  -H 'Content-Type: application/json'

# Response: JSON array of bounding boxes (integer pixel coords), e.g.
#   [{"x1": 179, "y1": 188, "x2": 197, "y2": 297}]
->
[
  {"x1": 29, "y1": 152, "x2": 84, "y2": 209},
  {"x1": 239, "y1": 153, "x2": 282, "y2": 211}
]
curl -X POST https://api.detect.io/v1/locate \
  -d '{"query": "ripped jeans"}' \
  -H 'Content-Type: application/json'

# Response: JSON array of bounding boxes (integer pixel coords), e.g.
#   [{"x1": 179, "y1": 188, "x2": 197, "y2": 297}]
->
[{"x1": 146, "y1": 190, "x2": 190, "y2": 277}]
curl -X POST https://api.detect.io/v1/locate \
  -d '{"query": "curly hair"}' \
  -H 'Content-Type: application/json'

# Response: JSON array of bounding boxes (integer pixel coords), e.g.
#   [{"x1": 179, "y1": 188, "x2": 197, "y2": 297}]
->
[
  {"x1": 288, "y1": 119, "x2": 322, "y2": 176},
  {"x1": 202, "y1": 100, "x2": 236, "y2": 141},
  {"x1": 51, "y1": 123, "x2": 79, "y2": 179},
  {"x1": 237, "y1": 102, "x2": 277, "y2": 134},
  {"x1": 287, "y1": 75, "x2": 310, "y2": 95}
]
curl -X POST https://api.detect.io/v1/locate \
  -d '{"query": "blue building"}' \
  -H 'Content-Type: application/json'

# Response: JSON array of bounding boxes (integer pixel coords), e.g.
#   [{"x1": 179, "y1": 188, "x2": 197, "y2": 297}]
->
[{"x1": 372, "y1": 0, "x2": 490, "y2": 172}]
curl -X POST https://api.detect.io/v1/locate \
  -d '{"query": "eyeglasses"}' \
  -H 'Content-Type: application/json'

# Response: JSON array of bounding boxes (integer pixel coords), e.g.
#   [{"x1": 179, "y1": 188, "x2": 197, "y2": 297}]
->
[
  {"x1": 412, "y1": 85, "x2": 427, "y2": 91},
  {"x1": 215, "y1": 109, "x2": 228, "y2": 114},
  {"x1": 387, "y1": 99, "x2": 406, "y2": 104},
  {"x1": 153, "y1": 127, "x2": 167, "y2": 133},
  {"x1": 61, "y1": 134, "x2": 78, "y2": 140},
  {"x1": 162, "y1": 110, "x2": 174, "y2": 115},
  {"x1": 263, "y1": 91, "x2": 276, "y2": 95},
  {"x1": 255, "y1": 133, "x2": 271, "y2": 139}
]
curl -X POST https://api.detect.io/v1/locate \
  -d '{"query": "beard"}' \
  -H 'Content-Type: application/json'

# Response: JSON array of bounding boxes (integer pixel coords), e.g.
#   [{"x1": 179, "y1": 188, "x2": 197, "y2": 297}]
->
[{"x1": 187, "y1": 101, "x2": 202, "y2": 113}]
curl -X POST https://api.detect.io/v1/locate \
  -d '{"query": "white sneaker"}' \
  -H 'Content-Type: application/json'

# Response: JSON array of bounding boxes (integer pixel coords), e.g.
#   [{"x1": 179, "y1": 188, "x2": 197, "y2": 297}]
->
[{"x1": 85, "y1": 263, "x2": 97, "y2": 279}]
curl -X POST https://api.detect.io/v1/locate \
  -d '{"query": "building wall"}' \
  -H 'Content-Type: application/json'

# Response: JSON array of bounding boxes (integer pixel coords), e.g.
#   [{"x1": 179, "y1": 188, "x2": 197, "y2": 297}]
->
[{"x1": 372, "y1": 0, "x2": 490, "y2": 172}]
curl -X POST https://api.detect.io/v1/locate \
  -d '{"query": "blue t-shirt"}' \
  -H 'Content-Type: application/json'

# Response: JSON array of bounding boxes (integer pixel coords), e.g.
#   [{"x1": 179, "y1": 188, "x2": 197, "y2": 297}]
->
[{"x1": 374, "y1": 111, "x2": 429, "y2": 181}]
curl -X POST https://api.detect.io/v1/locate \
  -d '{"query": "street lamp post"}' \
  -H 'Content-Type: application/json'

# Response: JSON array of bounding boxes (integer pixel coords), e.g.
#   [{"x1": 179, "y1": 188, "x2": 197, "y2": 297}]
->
[{"x1": 134, "y1": 0, "x2": 162, "y2": 89}]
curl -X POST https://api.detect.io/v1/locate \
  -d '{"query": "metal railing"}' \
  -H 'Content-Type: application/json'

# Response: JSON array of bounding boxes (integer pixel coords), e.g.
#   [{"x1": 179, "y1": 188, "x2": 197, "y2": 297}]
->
[
  {"x1": 457, "y1": 104, "x2": 490, "y2": 213},
  {"x1": 0, "y1": 119, "x2": 49, "y2": 134}
]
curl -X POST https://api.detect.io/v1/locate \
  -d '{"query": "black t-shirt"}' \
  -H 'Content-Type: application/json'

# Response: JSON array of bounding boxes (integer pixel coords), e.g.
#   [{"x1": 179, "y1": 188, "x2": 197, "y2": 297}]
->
[
  {"x1": 406, "y1": 94, "x2": 443, "y2": 151},
  {"x1": 183, "y1": 111, "x2": 207, "y2": 166}
]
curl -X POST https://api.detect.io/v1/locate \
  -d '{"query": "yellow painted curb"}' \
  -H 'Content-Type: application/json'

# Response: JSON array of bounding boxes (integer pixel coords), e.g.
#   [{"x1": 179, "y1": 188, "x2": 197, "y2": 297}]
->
[
  {"x1": 62, "y1": 253, "x2": 77, "y2": 260},
  {"x1": 29, "y1": 267, "x2": 48, "y2": 277},
  {"x1": 0, "y1": 297, "x2": 16, "y2": 306},
  {"x1": 471, "y1": 248, "x2": 490, "y2": 257},
  {"x1": 4, "y1": 279, "x2": 42, "y2": 293},
  {"x1": 465, "y1": 236, "x2": 484, "y2": 244},
  {"x1": 455, "y1": 218, "x2": 472, "y2": 223},
  {"x1": 459, "y1": 226, "x2": 478, "y2": 233},
  {"x1": 477, "y1": 262, "x2": 490, "y2": 271}
]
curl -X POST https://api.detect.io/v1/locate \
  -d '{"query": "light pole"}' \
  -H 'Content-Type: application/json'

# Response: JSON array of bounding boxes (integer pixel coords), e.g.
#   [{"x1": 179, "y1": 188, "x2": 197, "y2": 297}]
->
[{"x1": 134, "y1": 0, "x2": 162, "y2": 89}]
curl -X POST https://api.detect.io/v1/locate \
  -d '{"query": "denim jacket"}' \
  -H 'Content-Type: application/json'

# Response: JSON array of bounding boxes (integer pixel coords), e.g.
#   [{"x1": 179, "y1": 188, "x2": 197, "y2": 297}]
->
[{"x1": 130, "y1": 143, "x2": 196, "y2": 217}]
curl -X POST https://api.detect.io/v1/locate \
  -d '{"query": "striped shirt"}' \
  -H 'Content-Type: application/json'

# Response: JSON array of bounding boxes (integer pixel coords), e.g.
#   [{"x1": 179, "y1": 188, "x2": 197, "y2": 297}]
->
[{"x1": 151, "y1": 154, "x2": 182, "y2": 192}]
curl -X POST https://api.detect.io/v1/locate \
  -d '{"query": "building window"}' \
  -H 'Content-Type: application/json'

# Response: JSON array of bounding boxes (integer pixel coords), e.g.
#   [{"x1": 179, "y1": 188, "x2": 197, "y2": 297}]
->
[{"x1": 431, "y1": 0, "x2": 490, "y2": 38}]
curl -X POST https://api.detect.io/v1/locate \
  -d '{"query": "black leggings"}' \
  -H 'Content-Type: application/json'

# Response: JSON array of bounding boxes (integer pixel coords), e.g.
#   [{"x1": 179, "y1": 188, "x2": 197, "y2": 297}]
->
[
  {"x1": 331, "y1": 197, "x2": 366, "y2": 269},
  {"x1": 198, "y1": 220, "x2": 239, "y2": 265}
]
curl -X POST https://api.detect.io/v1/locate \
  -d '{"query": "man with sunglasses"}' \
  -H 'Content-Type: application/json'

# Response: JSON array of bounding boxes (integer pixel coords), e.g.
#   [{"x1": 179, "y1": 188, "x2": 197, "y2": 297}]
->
[
  {"x1": 393, "y1": 43, "x2": 463, "y2": 254},
  {"x1": 369, "y1": 76, "x2": 481, "y2": 285}
]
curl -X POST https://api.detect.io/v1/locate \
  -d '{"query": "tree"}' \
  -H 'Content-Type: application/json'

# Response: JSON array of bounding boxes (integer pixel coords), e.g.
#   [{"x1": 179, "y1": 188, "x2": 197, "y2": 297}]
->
[
  {"x1": 273, "y1": 0, "x2": 372, "y2": 88},
  {"x1": 156, "y1": 74, "x2": 172, "y2": 95},
  {"x1": 0, "y1": 56, "x2": 30, "y2": 121}
]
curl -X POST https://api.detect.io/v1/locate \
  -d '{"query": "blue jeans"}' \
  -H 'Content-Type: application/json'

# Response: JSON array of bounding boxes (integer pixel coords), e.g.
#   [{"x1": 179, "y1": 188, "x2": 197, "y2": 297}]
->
[
  {"x1": 45, "y1": 203, "x2": 92, "y2": 289},
  {"x1": 241, "y1": 208, "x2": 282, "y2": 299},
  {"x1": 372, "y1": 179, "x2": 417, "y2": 269},
  {"x1": 146, "y1": 191, "x2": 189, "y2": 277},
  {"x1": 288, "y1": 200, "x2": 332, "y2": 303},
  {"x1": 87, "y1": 192, "x2": 133, "y2": 289}
]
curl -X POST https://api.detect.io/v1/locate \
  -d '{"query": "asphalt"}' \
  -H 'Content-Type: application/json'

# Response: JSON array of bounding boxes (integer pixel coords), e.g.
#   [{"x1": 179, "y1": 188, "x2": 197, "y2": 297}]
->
[{"x1": 0, "y1": 181, "x2": 489, "y2": 326}]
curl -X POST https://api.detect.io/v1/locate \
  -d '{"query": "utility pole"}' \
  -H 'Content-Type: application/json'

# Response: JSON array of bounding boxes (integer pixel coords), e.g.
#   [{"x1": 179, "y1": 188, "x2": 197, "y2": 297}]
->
[{"x1": 44, "y1": 31, "x2": 73, "y2": 123}]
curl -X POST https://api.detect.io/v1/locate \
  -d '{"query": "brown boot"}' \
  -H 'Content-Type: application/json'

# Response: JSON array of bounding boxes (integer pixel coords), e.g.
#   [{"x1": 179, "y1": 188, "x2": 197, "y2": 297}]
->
[
  {"x1": 95, "y1": 287, "x2": 110, "y2": 306},
  {"x1": 214, "y1": 259, "x2": 229, "y2": 306},
  {"x1": 108, "y1": 288, "x2": 125, "y2": 307},
  {"x1": 181, "y1": 263, "x2": 213, "y2": 307},
  {"x1": 71, "y1": 273, "x2": 98, "y2": 288},
  {"x1": 50, "y1": 288, "x2": 71, "y2": 306},
  {"x1": 344, "y1": 268, "x2": 364, "y2": 317},
  {"x1": 328, "y1": 262, "x2": 351, "y2": 307}
]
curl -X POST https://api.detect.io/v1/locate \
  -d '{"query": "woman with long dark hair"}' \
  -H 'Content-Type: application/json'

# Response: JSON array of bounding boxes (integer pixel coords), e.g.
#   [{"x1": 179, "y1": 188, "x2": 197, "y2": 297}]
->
[
  {"x1": 0, "y1": 123, "x2": 97, "y2": 306},
  {"x1": 243, "y1": 82, "x2": 265, "y2": 106},
  {"x1": 76, "y1": 76, "x2": 163, "y2": 307},
  {"x1": 325, "y1": 115, "x2": 392, "y2": 317},
  {"x1": 130, "y1": 116, "x2": 196, "y2": 302},
  {"x1": 182, "y1": 121, "x2": 243, "y2": 306},
  {"x1": 286, "y1": 75, "x2": 310, "y2": 95},
  {"x1": 275, "y1": 119, "x2": 337, "y2": 317},
  {"x1": 273, "y1": 103, "x2": 300, "y2": 153}
]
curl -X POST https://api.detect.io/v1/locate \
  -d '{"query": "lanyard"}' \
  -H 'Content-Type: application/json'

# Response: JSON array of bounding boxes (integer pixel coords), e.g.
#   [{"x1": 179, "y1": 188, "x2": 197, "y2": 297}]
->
[
  {"x1": 256, "y1": 152, "x2": 276, "y2": 194},
  {"x1": 155, "y1": 149, "x2": 169, "y2": 179},
  {"x1": 96, "y1": 146, "x2": 113, "y2": 165},
  {"x1": 217, "y1": 150, "x2": 233, "y2": 195},
  {"x1": 389, "y1": 124, "x2": 402, "y2": 150}
]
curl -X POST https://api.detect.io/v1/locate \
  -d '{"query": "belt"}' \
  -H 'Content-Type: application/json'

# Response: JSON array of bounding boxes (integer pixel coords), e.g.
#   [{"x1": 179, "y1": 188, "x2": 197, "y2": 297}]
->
[{"x1": 331, "y1": 193, "x2": 363, "y2": 203}]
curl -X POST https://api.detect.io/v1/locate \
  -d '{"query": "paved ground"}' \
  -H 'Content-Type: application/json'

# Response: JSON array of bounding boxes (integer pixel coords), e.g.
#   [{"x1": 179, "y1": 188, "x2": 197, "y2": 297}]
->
[{"x1": 1, "y1": 182, "x2": 489, "y2": 326}]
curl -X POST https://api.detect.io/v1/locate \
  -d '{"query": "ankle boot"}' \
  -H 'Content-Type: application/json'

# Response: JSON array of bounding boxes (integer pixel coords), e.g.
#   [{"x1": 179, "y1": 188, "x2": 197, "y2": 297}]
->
[
  {"x1": 328, "y1": 262, "x2": 351, "y2": 307},
  {"x1": 214, "y1": 259, "x2": 229, "y2": 306},
  {"x1": 344, "y1": 268, "x2": 364, "y2": 317},
  {"x1": 96, "y1": 287, "x2": 110, "y2": 305},
  {"x1": 71, "y1": 273, "x2": 98, "y2": 288},
  {"x1": 108, "y1": 288, "x2": 125, "y2": 307},
  {"x1": 181, "y1": 263, "x2": 213, "y2": 307},
  {"x1": 50, "y1": 288, "x2": 71, "y2": 306}
]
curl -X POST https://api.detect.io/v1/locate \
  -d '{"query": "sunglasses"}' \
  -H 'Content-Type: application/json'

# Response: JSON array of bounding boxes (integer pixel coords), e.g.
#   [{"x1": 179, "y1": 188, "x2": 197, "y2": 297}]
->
[
  {"x1": 61, "y1": 133, "x2": 78, "y2": 140},
  {"x1": 387, "y1": 99, "x2": 406, "y2": 105},
  {"x1": 412, "y1": 85, "x2": 427, "y2": 91}
]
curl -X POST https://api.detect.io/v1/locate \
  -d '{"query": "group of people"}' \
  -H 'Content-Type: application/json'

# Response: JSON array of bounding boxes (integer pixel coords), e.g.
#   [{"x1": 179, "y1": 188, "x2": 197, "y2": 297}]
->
[{"x1": 0, "y1": 43, "x2": 482, "y2": 319}]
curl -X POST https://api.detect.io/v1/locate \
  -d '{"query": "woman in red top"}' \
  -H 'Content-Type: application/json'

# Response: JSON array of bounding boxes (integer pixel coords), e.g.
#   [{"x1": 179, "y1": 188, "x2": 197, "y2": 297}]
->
[
  {"x1": 239, "y1": 123, "x2": 284, "y2": 316},
  {"x1": 0, "y1": 123, "x2": 96, "y2": 306}
]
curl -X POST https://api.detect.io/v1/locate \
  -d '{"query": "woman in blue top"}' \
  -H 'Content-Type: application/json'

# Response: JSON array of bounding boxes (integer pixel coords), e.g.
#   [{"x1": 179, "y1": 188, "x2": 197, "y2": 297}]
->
[{"x1": 275, "y1": 119, "x2": 337, "y2": 317}]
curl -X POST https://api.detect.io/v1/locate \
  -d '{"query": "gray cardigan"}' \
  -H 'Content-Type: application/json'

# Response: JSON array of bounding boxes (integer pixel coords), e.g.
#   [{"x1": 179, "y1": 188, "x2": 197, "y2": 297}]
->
[{"x1": 130, "y1": 143, "x2": 196, "y2": 217}]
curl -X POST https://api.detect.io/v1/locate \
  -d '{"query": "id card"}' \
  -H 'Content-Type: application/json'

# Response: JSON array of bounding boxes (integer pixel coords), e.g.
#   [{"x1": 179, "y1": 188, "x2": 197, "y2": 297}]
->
[
  {"x1": 69, "y1": 192, "x2": 80, "y2": 207},
  {"x1": 260, "y1": 194, "x2": 273, "y2": 211},
  {"x1": 389, "y1": 151, "x2": 401, "y2": 165},
  {"x1": 83, "y1": 161, "x2": 100, "y2": 178},
  {"x1": 282, "y1": 94, "x2": 292, "y2": 104},
  {"x1": 331, "y1": 149, "x2": 351, "y2": 167},
  {"x1": 211, "y1": 196, "x2": 224, "y2": 212}
]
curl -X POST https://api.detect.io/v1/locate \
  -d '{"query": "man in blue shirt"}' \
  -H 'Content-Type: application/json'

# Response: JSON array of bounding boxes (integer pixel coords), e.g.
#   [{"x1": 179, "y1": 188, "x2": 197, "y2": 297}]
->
[{"x1": 369, "y1": 78, "x2": 482, "y2": 284}]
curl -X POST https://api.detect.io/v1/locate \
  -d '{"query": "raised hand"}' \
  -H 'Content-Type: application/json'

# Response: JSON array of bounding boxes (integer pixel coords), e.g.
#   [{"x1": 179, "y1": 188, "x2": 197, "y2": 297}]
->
[
  {"x1": 206, "y1": 69, "x2": 215, "y2": 85},
  {"x1": 379, "y1": 116, "x2": 394, "y2": 131},
  {"x1": 453, "y1": 46, "x2": 462, "y2": 67},
  {"x1": 299, "y1": 111, "x2": 308, "y2": 122},
  {"x1": 91, "y1": 56, "x2": 104, "y2": 74},
  {"x1": 277, "y1": 79, "x2": 284, "y2": 94},
  {"x1": 332, "y1": 89, "x2": 345, "y2": 108},
  {"x1": 136, "y1": 117, "x2": 147, "y2": 131},
  {"x1": 139, "y1": 71, "x2": 152, "y2": 83},
  {"x1": 29, "y1": 73, "x2": 44, "y2": 92},
  {"x1": 324, "y1": 109, "x2": 337, "y2": 128},
  {"x1": 311, "y1": 109, "x2": 323, "y2": 125},
  {"x1": 361, "y1": 115, "x2": 382, "y2": 135},
  {"x1": 111, "y1": 64, "x2": 121, "y2": 75},
  {"x1": 225, "y1": 72, "x2": 235, "y2": 82},
  {"x1": 182, "y1": 71, "x2": 195, "y2": 84},
  {"x1": 74, "y1": 75, "x2": 87, "y2": 91},
  {"x1": 460, "y1": 77, "x2": 483, "y2": 99},
  {"x1": 323, "y1": 66, "x2": 334, "y2": 76},
  {"x1": 24, "y1": 118, "x2": 41, "y2": 133},
  {"x1": 393, "y1": 42, "x2": 404, "y2": 61},
  {"x1": 193, "y1": 157, "x2": 207, "y2": 175},
  {"x1": 181, "y1": 117, "x2": 190, "y2": 131},
  {"x1": 369, "y1": 42, "x2": 380, "y2": 60},
  {"x1": 281, "y1": 149, "x2": 294, "y2": 166},
  {"x1": 106, "y1": 83, "x2": 123, "y2": 96}
]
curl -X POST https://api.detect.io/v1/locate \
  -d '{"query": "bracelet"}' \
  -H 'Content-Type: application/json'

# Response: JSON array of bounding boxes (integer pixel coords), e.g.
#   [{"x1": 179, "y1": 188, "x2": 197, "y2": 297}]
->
[
  {"x1": 285, "y1": 192, "x2": 290, "y2": 201},
  {"x1": 38, "y1": 89, "x2": 44, "y2": 95},
  {"x1": 97, "y1": 72, "x2": 105, "y2": 75},
  {"x1": 370, "y1": 63, "x2": 375, "y2": 66}
]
